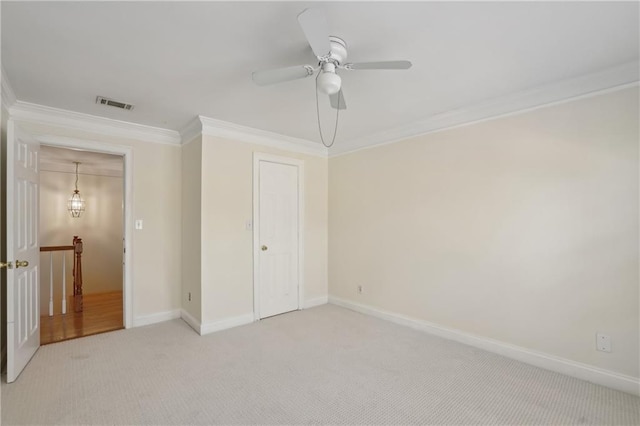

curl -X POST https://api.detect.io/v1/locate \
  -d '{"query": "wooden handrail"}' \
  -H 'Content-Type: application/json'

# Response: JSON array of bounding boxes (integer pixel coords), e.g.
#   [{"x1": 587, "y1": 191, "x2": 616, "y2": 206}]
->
[{"x1": 40, "y1": 245, "x2": 74, "y2": 252}]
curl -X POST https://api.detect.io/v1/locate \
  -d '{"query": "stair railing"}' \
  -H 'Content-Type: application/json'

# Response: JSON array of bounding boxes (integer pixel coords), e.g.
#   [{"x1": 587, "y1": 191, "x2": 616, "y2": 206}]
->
[{"x1": 40, "y1": 236, "x2": 84, "y2": 316}]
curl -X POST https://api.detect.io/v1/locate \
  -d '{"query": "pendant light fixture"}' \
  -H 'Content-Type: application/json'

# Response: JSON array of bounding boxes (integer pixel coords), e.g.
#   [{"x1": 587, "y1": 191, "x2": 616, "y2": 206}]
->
[{"x1": 67, "y1": 162, "x2": 85, "y2": 218}]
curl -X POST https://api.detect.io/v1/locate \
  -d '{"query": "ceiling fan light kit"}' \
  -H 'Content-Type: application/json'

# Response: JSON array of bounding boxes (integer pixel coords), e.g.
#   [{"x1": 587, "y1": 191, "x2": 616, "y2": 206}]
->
[
  {"x1": 317, "y1": 63, "x2": 341, "y2": 95},
  {"x1": 252, "y1": 8, "x2": 412, "y2": 147}
]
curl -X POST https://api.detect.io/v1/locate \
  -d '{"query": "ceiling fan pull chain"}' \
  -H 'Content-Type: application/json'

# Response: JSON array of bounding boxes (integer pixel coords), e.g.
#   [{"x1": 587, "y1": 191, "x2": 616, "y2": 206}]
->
[{"x1": 315, "y1": 73, "x2": 340, "y2": 148}]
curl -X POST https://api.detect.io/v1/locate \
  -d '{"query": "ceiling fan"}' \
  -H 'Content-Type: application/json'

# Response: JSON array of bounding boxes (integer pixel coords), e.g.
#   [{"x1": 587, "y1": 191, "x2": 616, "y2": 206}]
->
[{"x1": 252, "y1": 8, "x2": 412, "y2": 114}]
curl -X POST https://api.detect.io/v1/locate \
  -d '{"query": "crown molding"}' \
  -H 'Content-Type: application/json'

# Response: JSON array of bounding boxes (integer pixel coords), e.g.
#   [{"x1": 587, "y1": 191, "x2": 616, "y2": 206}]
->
[
  {"x1": 192, "y1": 115, "x2": 328, "y2": 158},
  {"x1": 179, "y1": 116, "x2": 203, "y2": 146},
  {"x1": 330, "y1": 61, "x2": 640, "y2": 157},
  {"x1": 9, "y1": 101, "x2": 181, "y2": 145},
  {"x1": 1, "y1": 67, "x2": 17, "y2": 111},
  {"x1": 7, "y1": 60, "x2": 636, "y2": 156}
]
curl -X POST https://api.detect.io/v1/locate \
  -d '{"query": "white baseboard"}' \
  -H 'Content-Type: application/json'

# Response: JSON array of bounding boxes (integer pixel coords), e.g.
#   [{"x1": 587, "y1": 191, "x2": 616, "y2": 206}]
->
[
  {"x1": 133, "y1": 309, "x2": 181, "y2": 328},
  {"x1": 328, "y1": 296, "x2": 639, "y2": 396},
  {"x1": 181, "y1": 310, "x2": 255, "y2": 336},
  {"x1": 200, "y1": 313, "x2": 254, "y2": 335},
  {"x1": 304, "y1": 296, "x2": 328, "y2": 309},
  {"x1": 180, "y1": 309, "x2": 202, "y2": 334}
]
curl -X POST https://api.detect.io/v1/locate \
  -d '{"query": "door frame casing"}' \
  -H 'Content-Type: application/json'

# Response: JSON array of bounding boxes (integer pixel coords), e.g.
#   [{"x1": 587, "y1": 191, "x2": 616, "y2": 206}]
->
[
  {"x1": 252, "y1": 152, "x2": 304, "y2": 321},
  {"x1": 30, "y1": 134, "x2": 134, "y2": 329}
]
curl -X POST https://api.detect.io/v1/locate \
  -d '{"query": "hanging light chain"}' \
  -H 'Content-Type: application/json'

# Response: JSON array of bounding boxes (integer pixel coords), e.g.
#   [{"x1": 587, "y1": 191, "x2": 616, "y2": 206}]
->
[
  {"x1": 74, "y1": 162, "x2": 80, "y2": 192},
  {"x1": 315, "y1": 72, "x2": 340, "y2": 148}
]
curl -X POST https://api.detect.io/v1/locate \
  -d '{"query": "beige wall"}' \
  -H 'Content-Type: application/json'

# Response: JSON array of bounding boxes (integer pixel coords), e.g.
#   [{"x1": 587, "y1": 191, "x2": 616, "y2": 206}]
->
[
  {"x1": 329, "y1": 87, "x2": 639, "y2": 378},
  {"x1": 200, "y1": 136, "x2": 328, "y2": 324},
  {"x1": 17, "y1": 122, "x2": 182, "y2": 321},
  {"x1": 39, "y1": 169, "x2": 123, "y2": 315},
  {"x1": 181, "y1": 137, "x2": 202, "y2": 322},
  {"x1": 7, "y1": 86, "x2": 635, "y2": 383}
]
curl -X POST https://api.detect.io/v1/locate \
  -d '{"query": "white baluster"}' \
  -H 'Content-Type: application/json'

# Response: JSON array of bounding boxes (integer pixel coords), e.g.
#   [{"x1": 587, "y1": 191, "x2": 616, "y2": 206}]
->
[
  {"x1": 62, "y1": 252, "x2": 67, "y2": 315},
  {"x1": 49, "y1": 252, "x2": 53, "y2": 317}
]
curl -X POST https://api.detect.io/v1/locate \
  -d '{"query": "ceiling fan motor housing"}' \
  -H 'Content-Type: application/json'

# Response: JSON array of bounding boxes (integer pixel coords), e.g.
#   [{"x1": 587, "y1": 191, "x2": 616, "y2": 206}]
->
[{"x1": 326, "y1": 36, "x2": 348, "y2": 65}]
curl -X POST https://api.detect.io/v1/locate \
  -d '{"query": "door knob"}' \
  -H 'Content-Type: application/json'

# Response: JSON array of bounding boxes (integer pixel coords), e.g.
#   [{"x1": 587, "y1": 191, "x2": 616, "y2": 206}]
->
[
  {"x1": 261, "y1": 245, "x2": 268, "y2": 251},
  {"x1": 0, "y1": 261, "x2": 12, "y2": 269},
  {"x1": 15, "y1": 260, "x2": 29, "y2": 268}
]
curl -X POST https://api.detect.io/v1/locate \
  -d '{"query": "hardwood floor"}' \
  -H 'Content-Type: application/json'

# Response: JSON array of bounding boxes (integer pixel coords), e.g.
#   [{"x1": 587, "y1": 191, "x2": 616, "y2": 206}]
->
[{"x1": 40, "y1": 291, "x2": 124, "y2": 345}]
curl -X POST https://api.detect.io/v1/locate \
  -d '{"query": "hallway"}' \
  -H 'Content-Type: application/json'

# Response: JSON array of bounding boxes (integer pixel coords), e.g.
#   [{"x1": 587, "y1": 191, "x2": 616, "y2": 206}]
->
[{"x1": 40, "y1": 291, "x2": 123, "y2": 345}]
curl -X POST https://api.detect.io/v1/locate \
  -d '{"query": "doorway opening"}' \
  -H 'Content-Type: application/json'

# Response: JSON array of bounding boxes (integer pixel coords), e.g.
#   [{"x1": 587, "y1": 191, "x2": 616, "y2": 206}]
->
[{"x1": 38, "y1": 145, "x2": 125, "y2": 344}]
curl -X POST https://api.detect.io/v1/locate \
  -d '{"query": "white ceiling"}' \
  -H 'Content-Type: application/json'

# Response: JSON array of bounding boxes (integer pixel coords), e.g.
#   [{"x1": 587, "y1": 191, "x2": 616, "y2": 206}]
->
[{"x1": 2, "y1": 2, "x2": 639, "y2": 151}]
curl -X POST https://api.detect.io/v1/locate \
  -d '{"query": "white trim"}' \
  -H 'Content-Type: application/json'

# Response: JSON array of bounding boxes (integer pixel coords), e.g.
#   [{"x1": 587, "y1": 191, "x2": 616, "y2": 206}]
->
[
  {"x1": 178, "y1": 116, "x2": 203, "y2": 146},
  {"x1": 200, "y1": 313, "x2": 255, "y2": 336},
  {"x1": 181, "y1": 310, "x2": 253, "y2": 336},
  {"x1": 329, "y1": 296, "x2": 639, "y2": 396},
  {"x1": 330, "y1": 61, "x2": 640, "y2": 157},
  {"x1": 1, "y1": 67, "x2": 17, "y2": 110},
  {"x1": 180, "y1": 309, "x2": 202, "y2": 335},
  {"x1": 298, "y1": 159, "x2": 306, "y2": 313},
  {"x1": 303, "y1": 296, "x2": 328, "y2": 309},
  {"x1": 9, "y1": 101, "x2": 181, "y2": 145},
  {"x1": 253, "y1": 153, "x2": 305, "y2": 321},
  {"x1": 253, "y1": 155, "x2": 260, "y2": 321},
  {"x1": 133, "y1": 309, "x2": 181, "y2": 328},
  {"x1": 32, "y1": 134, "x2": 135, "y2": 329},
  {"x1": 200, "y1": 116, "x2": 327, "y2": 157}
]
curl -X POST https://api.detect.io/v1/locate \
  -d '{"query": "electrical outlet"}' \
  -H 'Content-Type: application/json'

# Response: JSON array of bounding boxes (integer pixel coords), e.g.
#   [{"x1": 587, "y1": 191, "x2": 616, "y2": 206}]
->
[
  {"x1": 357, "y1": 285, "x2": 363, "y2": 294},
  {"x1": 188, "y1": 292, "x2": 192, "y2": 302},
  {"x1": 596, "y1": 333, "x2": 611, "y2": 352}
]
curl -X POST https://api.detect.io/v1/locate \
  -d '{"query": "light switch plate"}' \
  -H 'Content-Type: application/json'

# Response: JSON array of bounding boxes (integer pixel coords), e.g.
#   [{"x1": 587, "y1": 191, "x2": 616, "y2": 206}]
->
[{"x1": 135, "y1": 219, "x2": 143, "y2": 230}]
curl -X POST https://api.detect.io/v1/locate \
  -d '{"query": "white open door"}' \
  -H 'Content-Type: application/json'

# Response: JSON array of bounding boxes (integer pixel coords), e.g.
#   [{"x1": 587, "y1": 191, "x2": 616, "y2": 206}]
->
[{"x1": 6, "y1": 119, "x2": 40, "y2": 383}]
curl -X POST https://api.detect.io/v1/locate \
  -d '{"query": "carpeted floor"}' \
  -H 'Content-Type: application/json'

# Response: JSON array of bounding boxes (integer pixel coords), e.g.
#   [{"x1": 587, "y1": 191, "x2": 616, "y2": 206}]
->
[{"x1": 2, "y1": 304, "x2": 639, "y2": 425}]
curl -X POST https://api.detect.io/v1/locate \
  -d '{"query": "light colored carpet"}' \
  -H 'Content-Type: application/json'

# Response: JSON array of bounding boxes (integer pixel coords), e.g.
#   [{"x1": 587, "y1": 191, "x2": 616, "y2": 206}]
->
[{"x1": 1, "y1": 304, "x2": 639, "y2": 425}]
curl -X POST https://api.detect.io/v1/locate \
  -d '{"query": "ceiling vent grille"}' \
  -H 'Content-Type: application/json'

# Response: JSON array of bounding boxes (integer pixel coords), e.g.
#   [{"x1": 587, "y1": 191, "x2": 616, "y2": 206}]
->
[{"x1": 96, "y1": 96, "x2": 134, "y2": 110}]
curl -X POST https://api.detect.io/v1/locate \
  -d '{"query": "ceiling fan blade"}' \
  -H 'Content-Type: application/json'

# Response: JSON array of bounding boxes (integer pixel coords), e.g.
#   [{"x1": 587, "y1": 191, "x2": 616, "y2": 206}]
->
[
  {"x1": 252, "y1": 65, "x2": 314, "y2": 86},
  {"x1": 297, "y1": 8, "x2": 331, "y2": 58},
  {"x1": 329, "y1": 90, "x2": 346, "y2": 110},
  {"x1": 347, "y1": 60, "x2": 413, "y2": 70}
]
